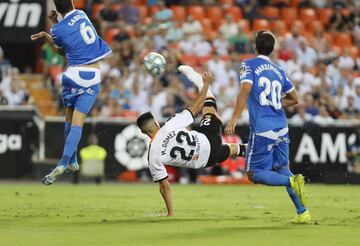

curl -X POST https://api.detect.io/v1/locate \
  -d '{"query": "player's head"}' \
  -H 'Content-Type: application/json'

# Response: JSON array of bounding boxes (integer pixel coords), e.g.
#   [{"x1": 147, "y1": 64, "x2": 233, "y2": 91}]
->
[
  {"x1": 53, "y1": 0, "x2": 74, "y2": 15},
  {"x1": 255, "y1": 31, "x2": 276, "y2": 56},
  {"x1": 137, "y1": 111, "x2": 159, "y2": 137}
]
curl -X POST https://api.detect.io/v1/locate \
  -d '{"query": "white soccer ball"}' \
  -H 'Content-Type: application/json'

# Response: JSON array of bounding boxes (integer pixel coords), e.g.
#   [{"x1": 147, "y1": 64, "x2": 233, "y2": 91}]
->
[{"x1": 143, "y1": 52, "x2": 166, "y2": 76}]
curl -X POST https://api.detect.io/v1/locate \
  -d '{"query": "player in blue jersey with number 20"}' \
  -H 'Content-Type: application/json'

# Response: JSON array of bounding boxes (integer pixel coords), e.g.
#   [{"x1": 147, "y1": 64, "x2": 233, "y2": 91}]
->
[
  {"x1": 31, "y1": 0, "x2": 111, "y2": 185},
  {"x1": 225, "y1": 31, "x2": 311, "y2": 224}
]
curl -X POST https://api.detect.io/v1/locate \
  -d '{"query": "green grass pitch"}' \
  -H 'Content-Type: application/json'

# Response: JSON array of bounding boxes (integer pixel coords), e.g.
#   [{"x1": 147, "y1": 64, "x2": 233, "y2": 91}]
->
[{"x1": 0, "y1": 183, "x2": 359, "y2": 246}]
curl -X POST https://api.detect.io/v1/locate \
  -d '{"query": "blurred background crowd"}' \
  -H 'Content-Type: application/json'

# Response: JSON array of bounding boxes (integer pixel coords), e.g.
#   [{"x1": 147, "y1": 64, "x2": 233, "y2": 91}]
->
[{"x1": 0, "y1": 0, "x2": 359, "y2": 126}]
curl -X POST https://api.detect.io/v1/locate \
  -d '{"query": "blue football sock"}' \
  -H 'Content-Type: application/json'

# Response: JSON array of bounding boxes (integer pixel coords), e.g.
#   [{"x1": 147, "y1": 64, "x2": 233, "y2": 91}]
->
[
  {"x1": 252, "y1": 170, "x2": 290, "y2": 186},
  {"x1": 64, "y1": 122, "x2": 78, "y2": 165},
  {"x1": 277, "y1": 167, "x2": 307, "y2": 214},
  {"x1": 59, "y1": 126, "x2": 82, "y2": 166}
]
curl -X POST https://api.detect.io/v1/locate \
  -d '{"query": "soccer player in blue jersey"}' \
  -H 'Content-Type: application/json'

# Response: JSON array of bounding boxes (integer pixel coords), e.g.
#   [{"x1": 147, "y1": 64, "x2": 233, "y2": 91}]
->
[
  {"x1": 225, "y1": 31, "x2": 311, "y2": 224},
  {"x1": 31, "y1": 0, "x2": 111, "y2": 185}
]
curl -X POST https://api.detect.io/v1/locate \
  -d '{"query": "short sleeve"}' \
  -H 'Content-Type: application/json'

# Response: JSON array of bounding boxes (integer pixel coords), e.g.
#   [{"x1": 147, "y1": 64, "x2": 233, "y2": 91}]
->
[
  {"x1": 239, "y1": 60, "x2": 254, "y2": 84},
  {"x1": 148, "y1": 149, "x2": 168, "y2": 182},
  {"x1": 50, "y1": 26, "x2": 63, "y2": 48},
  {"x1": 283, "y1": 75, "x2": 295, "y2": 94},
  {"x1": 163, "y1": 109, "x2": 195, "y2": 131}
]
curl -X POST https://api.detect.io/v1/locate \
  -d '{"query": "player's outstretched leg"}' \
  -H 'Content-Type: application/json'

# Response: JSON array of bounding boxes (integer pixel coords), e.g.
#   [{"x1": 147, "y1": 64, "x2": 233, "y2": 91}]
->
[
  {"x1": 63, "y1": 108, "x2": 80, "y2": 173},
  {"x1": 42, "y1": 110, "x2": 85, "y2": 185},
  {"x1": 277, "y1": 167, "x2": 311, "y2": 224},
  {"x1": 216, "y1": 144, "x2": 247, "y2": 164}
]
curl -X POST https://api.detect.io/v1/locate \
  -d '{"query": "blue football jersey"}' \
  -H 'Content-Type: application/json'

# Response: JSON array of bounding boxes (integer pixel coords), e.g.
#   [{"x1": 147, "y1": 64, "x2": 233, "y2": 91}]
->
[
  {"x1": 50, "y1": 10, "x2": 111, "y2": 66},
  {"x1": 240, "y1": 55, "x2": 294, "y2": 133}
]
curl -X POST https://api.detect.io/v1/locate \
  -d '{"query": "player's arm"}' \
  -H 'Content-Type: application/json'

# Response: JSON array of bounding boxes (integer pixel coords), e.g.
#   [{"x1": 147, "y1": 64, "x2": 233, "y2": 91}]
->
[
  {"x1": 282, "y1": 76, "x2": 298, "y2": 108},
  {"x1": 158, "y1": 178, "x2": 173, "y2": 216},
  {"x1": 31, "y1": 31, "x2": 65, "y2": 56},
  {"x1": 282, "y1": 89, "x2": 299, "y2": 108},
  {"x1": 225, "y1": 82, "x2": 252, "y2": 135},
  {"x1": 187, "y1": 71, "x2": 213, "y2": 117}
]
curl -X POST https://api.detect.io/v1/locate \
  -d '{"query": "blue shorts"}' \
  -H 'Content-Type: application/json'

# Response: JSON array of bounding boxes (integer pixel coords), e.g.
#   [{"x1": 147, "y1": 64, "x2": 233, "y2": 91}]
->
[
  {"x1": 61, "y1": 67, "x2": 101, "y2": 115},
  {"x1": 245, "y1": 128, "x2": 290, "y2": 173}
]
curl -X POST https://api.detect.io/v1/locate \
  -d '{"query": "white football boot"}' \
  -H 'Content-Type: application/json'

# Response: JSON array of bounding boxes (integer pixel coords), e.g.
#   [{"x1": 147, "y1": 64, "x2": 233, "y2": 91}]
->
[
  {"x1": 178, "y1": 65, "x2": 204, "y2": 91},
  {"x1": 42, "y1": 165, "x2": 65, "y2": 185}
]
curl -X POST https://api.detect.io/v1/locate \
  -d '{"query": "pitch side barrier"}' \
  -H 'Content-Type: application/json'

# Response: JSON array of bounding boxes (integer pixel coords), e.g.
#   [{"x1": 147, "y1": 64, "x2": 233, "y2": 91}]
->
[
  {"x1": 42, "y1": 116, "x2": 360, "y2": 184},
  {"x1": 0, "y1": 107, "x2": 359, "y2": 183}
]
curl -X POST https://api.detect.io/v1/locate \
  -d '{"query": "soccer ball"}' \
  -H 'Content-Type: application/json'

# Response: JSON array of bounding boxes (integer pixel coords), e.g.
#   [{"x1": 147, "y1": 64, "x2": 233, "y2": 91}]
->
[{"x1": 143, "y1": 52, "x2": 166, "y2": 76}]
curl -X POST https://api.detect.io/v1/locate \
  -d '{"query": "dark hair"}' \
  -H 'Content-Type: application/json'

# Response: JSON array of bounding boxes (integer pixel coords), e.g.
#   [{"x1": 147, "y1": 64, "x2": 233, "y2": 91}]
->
[
  {"x1": 136, "y1": 112, "x2": 154, "y2": 130},
  {"x1": 53, "y1": 0, "x2": 74, "y2": 15},
  {"x1": 255, "y1": 31, "x2": 275, "y2": 56}
]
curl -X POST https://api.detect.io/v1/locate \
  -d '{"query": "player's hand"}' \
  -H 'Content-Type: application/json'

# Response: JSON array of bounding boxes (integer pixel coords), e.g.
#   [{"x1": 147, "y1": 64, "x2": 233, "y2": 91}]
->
[
  {"x1": 202, "y1": 71, "x2": 214, "y2": 85},
  {"x1": 225, "y1": 118, "x2": 237, "y2": 135},
  {"x1": 48, "y1": 9, "x2": 59, "y2": 24},
  {"x1": 31, "y1": 31, "x2": 50, "y2": 41}
]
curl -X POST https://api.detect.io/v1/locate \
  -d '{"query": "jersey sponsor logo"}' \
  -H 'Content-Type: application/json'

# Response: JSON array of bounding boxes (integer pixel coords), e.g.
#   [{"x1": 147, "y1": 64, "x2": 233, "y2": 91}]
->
[
  {"x1": 0, "y1": 134, "x2": 22, "y2": 154},
  {"x1": 0, "y1": 0, "x2": 42, "y2": 28},
  {"x1": 114, "y1": 124, "x2": 149, "y2": 170}
]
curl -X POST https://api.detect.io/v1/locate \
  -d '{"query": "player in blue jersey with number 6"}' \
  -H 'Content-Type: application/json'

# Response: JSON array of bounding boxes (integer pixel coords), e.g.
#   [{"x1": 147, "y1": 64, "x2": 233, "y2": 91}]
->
[
  {"x1": 225, "y1": 31, "x2": 312, "y2": 224},
  {"x1": 31, "y1": 0, "x2": 111, "y2": 185}
]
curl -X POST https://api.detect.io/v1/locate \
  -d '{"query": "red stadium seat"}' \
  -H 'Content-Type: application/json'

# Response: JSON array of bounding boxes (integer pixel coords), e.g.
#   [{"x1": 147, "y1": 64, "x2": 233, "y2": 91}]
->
[
  {"x1": 225, "y1": 6, "x2": 243, "y2": 21},
  {"x1": 307, "y1": 20, "x2": 323, "y2": 34},
  {"x1": 74, "y1": 0, "x2": 86, "y2": 9},
  {"x1": 238, "y1": 19, "x2": 250, "y2": 33},
  {"x1": 150, "y1": 5, "x2": 160, "y2": 16},
  {"x1": 261, "y1": 7, "x2": 279, "y2": 19},
  {"x1": 180, "y1": 54, "x2": 198, "y2": 67},
  {"x1": 318, "y1": 8, "x2": 333, "y2": 25},
  {"x1": 334, "y1": 32, "x2": 353, "y2": 47},
  {"x1": 349, "y1": 46, "x2": 359, "y2": 60},
  {"x1": 111, "y1": 3, "x2": 122, "y2": 12},
  {"x1": 188, "y1": 6, "x2": 205, "y2": 20},
  {"x1": 253, "y1": 19, "x2": 270, "y2": 32},
  {"x1": 299, "y1": 8, "x2": 316, "y2": 24},
  {"x1": 324, "y1": 32, "x2": 334, "y2": 44},
  {"x1": 293, "y1": 20, "x2": 306, "y2": 35},
  {"x1": 206, "y1": 6, "x2": 223, "y2": 30},
  {"x1": 272, "y1": 20, "x2": 287, "y2": 36},
  {"x1": 332, "y1": 45, "x2": 341, "y2": 55},
  {"x1": 105, "y1": 28, "x2": 120, "y2": 44},
  {"x1": 133, "y1": 0, "x2": 146, "y2": 5},
  {"x1": 280, "y1": 8, "x2": 298, "y2": 26},
  {"x1": 135, "y1": 5, "x2": 148, "y2": 23},
  {"x1": 92, "y1": 3, "x2": 104, "y2": 19},
  {"x1": 290, "y1": 0, "x2": 301, "y2": 7},
  {"x1": 171, "y1": 6, "x2": 186, "y2": 22},
  {"x1": 201, "y1": 18, "x2": 213, "y2": 34}
]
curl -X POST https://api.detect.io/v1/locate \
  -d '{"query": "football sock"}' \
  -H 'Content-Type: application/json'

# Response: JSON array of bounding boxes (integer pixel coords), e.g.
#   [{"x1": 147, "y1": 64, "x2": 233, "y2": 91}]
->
[
  {"x1": 252, "y1": 170, "x2": 290, "y2": 186},
  {"x1": 236, "y1": 144, "x2": 247, "y2": 157},
  {"x1": 204, "y1": 97, "x2": 217, "y2": 110},
  {"x1": 59, "y1": 126, "x2": 82, "y2": 166},
  {"x1": 277, "y1": 167, "x2": 307, "y2": 214},
  {"x1": 64, "y1": 122, "x2": 78, "y2": 165}
]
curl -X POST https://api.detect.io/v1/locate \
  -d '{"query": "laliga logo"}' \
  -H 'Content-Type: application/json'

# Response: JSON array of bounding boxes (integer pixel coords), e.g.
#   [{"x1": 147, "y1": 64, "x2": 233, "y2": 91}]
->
[
  {"x1": 0, "y1": 134, "x2": 22, "y2": 154},
  {"x1": 114, "y1": 125, "x2": 149, "y2": 171}
]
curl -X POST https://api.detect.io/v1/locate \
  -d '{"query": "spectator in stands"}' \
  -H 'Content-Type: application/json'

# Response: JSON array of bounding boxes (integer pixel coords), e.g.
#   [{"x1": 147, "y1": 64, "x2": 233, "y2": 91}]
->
[
  {"x1": 130, "y1": 77, "x2": 149, "y2": 113},
  {"x1": 119, "y1": 0, "x2": 140, "y2": 25},
  {"x1": 295, "y1": 40, "x2": 318, "y2": 68},
  {"x1": 0, "y1": 46, "x2": 11, "y2": 82},
  {"x1": 213, "y1": 33, "x2": 230, "y2": 56},
  {"x1": 0, "y1": 67, "x2": 20, "y2": 93},
  {"x1": 178, "y1": 33, "x2": 194, "y2": 54},
  {"x1": 207, "y1": 53, "x2": 228, "y2": 94},
  {"x1": 154, "y1": 0, "x2": 173, "y2": 24},
  {"x1": 194, "y1": 37, "x2": 212, "y2": 57},
  {"x1": 326, "y1": 58, "x2": 342, "y2": 91},
  {"x1": 318, "y1": 42, "x2": 337, "y2": 65},
  {"x1": 333, "y1": 86, "x2": 348, "y2": 111},
  {"x1": 241, "y1": 0, "x2": 260, "y2": 24},
  {"x1": 285, "y1": 22, "x2": 306, "y2": 51},
  {"x1": 304, "y1": 93, "x2": 320, "y2": 116},
  {"x1": 153, "y1": 24, "x2": 169, "y2": 51},
  {"x1": 3, "y1": 80, "x2": 27, "y2": 106},
  {"x1": 219, "y1": 15, "x2": 238, "y2": 39},
  {"x1": 329, "y1": 5, "x2": 349, "y2": 32},
  {"x1": 161, "y1": 92, "x2": 177, "y2": 118},
  {"x1": 42, "y1": 43, "x2": 65, "y2": 86},
  {"x1": 228, "y1": 24, "x2": 250, "y2": 53},
  {"x1": 311, "y1": 28, "x2": 328, "y2": 53},
  {"x1": 182, "y1": 15, "x2": 203, "y2": 42},
  {"x1": 313, "y1": 105, "x2": 334, "y2": 126},
  {"x1": 290, "y1": 104, "x2": 313, "y2": 125},
  {"x1": 338, "y1": 48, "x2": 355, "y2": 70},
  {"x1": 341, "y1": 96, "x2": 359, "y2": 119},
  {"x1": 97, "y1": 0, "x2": 118, "y2": 36},
  {"x1": 166, "y1": 21, "x2": 184, "y2": 42},
  {"x1": 0, "y1": 90, "x2": 8, "y2": 105}
]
